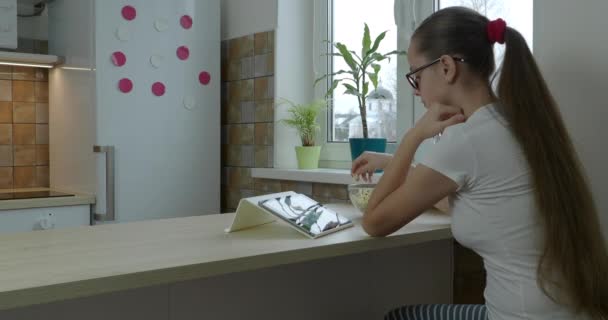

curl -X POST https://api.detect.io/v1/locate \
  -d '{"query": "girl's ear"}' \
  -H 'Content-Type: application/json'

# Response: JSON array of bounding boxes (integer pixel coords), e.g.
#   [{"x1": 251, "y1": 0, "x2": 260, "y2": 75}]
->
[{"x1": 440, "y1": 55, "x2": 458, "y2": 84}]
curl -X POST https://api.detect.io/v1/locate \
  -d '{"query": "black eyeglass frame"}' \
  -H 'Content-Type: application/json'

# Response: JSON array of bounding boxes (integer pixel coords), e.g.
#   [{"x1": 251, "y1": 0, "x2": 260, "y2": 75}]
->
[{"x1": 406, "y1": 56, "x2": 466, "y2": 90}]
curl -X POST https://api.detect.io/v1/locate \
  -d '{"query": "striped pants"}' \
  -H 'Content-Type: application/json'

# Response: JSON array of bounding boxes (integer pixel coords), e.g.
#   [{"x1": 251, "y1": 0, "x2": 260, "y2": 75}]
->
[{"x1": 384, "y1": 304, "x2": 487, "y2": 320}]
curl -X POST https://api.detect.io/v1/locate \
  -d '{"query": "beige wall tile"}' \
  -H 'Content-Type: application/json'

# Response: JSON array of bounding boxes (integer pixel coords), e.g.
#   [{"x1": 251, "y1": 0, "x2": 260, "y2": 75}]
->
[
  {"x1": 12, "y1": 81, "x2": 35, "y2": 102},
  {"x1": 227, "y1": 124, "x2": 254, "y2": 145},
  {"x1": 14, "y1": 166, "x2": 36, "y2": 188},
  {"x1": 228, "y1": 38, "x2": 241, "y2": 61},
  {"x1": 227, "y1": 101, "x2": 241, "y2": 124},
  {"x1": 35, "y1": 68, "x2": 48, "y2": 81},
  {"x1": 11, "y1": 67, "x2": 37, "y2": 81},
  {"x1": 36, "y1": 166, "x2": 49, "y2": 187},
  {"x1": 241, "y1": 145, "x2": 254, "y2": 167},
  {"x1": 36, "y1": 103, "x2": 49, "y2": 123},
  {"x1": 14, "y1": 145, "x2": 36, "y2": 166},
  {"x1": 254, "y1": 32, "x2": 269, "y2": 55},
  {"x1": 280, "y1": 180, "x2": 313, "y2": 195},
  {"x1": 312, "y1": 183, "x2": 349, "y2": 200},
  {"x1": 0, "y1": 167, "x2": 12, "y2": 188},
  {"x1": 254, "y1": 77, "x2": 268, "y2": 100},
  {"x1": 0, "y1": 145, "x2": 12, "y2": 166},
  {"x1": 268, "y1": 31, "x2": 274, "y2": 51},
  {"x1": 13, "y1": 102, "x2": 36, "y2": 123},
  {"x1": 225, "y1": 187, "x2": 242, "y2": 210},
  {"x1": 240, "y1": 79, "x2": 254, "y2": 101},
  {"x1": 254, "y1": 100, "x2": 274, "y2": 122},
  {"x1": 254, "y1": 145, "x2": 270, "y2": 168},
  {"x1": 0, "y1": 80, "x2": 12, "y2": 101},
  {"x1": 0, "y1": 124, "x2": 12, "y2": 144},
  {"x1": 227, "y1": 60, "x2": 240, "y2": 82},
  {"x1": 241, "y1": 124, "x2": 254, "y2": 145},
  {"x1": 0, "y1": 66, "x2": 11, "y2": 80},
  {"x1": 254, "y1": 123, "x2": 273, "y2": 146},
  {"x1": 266, "y1": 52, "x2": 275, "y2": 75},
  {"x1": 36, "y1": 144, "x2": 49, "y2": 165},
  {"x1": 36, "y1": 124, "x2": 49, "y2": 144},
  {"x1": 227, "y1": 167, "x2": 253, "y2": 189},
  {"x1": 35, "y1": 81, "x2": 49, "y2": 103},
  {"x1": 253, "y1": 178, "x2": 281, "y2": 193},
  {"x1": 226, "y1": 81, "x2": 241, "y2": 105},
  {"x1": 237, "y1": 35, "x2": 254, "y2": 58},
  {"x1": 226, "y1": 145, "x2": 241, "y2": 167},
  {"x1": 13, "y1": 124, "x2": 35, "y2": 144},
  {"x1": 0, "y1": 101, "x2": 12, "y2": 123}
]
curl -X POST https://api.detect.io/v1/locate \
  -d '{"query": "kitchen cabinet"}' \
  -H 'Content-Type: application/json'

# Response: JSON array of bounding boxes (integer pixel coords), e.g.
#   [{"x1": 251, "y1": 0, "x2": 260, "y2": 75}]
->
[{"x1": 0, "y1": 204, "x2": 90, "y2": 234}]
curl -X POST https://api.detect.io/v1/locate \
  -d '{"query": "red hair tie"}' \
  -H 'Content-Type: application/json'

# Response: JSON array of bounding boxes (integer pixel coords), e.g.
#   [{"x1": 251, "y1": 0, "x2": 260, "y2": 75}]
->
[{"x1": 487, "y1": 18, "x2": 507, "y2": 44}]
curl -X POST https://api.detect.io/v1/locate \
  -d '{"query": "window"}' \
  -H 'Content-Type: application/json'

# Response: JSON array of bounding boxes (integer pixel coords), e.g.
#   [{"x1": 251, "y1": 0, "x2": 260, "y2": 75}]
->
[
  {"x1": 329, "y1": 0, "x2": 399, "y2": 143},
  {"x1": 315, "y1": 0, "x2": 532, "y2": 167}
]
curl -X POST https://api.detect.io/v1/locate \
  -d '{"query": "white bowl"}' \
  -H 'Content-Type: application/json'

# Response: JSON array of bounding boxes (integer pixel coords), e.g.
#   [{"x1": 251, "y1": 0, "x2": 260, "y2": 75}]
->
[{"x1": 347, "y1": 183, "x2": 375, "y2": 214}]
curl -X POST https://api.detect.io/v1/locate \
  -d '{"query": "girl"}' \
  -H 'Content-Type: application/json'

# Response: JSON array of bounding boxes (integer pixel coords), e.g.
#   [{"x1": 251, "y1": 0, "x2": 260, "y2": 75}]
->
[{"x1": 351, "y1": 7, "x2": 608, "y2": 320}]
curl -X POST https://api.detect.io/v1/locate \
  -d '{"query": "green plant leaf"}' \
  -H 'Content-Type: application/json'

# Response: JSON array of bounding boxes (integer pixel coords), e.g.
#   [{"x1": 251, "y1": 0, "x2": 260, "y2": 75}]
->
[
  {"x1": 368, "y1": 30, "x2": 388, "y2": 55},
  {"x1": 326, "y1": 79, "x2": 341, "y2": 98},
  {"x1": 335, "y1": 42, "x2": 359, "y2": 72},
  {"x1": 362, "y1": 81, "x2": 369, "y2": 98},
  {"x1": 342, "y1": 83, "x2": 361, "y2": 97},
  {"x1": 383, "y1": 50, "x2": 407, "y2": 56},
  {"x1": 371, "y1": 63, "x2": 381, "y2": 74},
  {"x1": 367, "y1": 72, "x2": 378, "y2": 89},
  {"x1": 314, "y1": 69, "x2": 353, "y2": 86},
  {"x1": 362, "y1": 23, "x2": 371, "y2": 58},
  {"x1": 278, "y1": 98, "x2": 327, "y2": 146}
]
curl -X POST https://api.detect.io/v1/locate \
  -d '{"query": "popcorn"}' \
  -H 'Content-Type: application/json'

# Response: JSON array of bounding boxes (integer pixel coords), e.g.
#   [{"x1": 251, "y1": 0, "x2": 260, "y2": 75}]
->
[{"x1": 348, "y1": 185, "x2": 375, "y2": 213}]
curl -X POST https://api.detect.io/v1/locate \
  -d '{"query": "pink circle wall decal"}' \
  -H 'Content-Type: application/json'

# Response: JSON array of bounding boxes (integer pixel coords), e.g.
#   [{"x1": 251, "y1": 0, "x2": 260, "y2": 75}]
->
[
  {"x1": 152, "y1": 82, "x2": 166, "y2": 96},
  {"x1": 176, "y1": 46, "x2": 190, "y2": 60},
  {"x1": 199, "y1": 71, "x2": 211, "y2": 85},
  {"x1": 111, "y1": 51, "x2": 127, "y2": 66},
  {"x1": 121, "y1": 5, "x2": 136, "y2": 21},
  {"x1": 180, "y1": 15, "x2": 193, "y2": 29},
  {"x1": 119, "y1": 78, "x2": 133, "y2": 93}
]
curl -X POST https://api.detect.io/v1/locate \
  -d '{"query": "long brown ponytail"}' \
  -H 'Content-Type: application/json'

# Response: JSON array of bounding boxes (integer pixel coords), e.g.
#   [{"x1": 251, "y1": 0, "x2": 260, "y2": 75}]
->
[
  {"x1": 414, "y1": 7, "x2": 608, "y2": 318},
  {"x1": 498, "y1": 21, "x2": 608, "y2": 319}
]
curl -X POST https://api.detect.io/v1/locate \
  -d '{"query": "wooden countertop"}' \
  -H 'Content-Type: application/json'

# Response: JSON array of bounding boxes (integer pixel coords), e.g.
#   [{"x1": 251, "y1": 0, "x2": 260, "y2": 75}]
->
[
  {"x1": 0, "y1": 204, "x2": 451, "y2": 311},
  {"x1": 0, "y1": 188, "x2": 95, "y2": 210}
]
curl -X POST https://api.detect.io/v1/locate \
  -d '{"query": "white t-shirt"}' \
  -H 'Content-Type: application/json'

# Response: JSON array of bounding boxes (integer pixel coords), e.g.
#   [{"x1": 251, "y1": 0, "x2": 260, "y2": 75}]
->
[{"x1": 418, "y1": 103, "x2": 586, "y2": 320}]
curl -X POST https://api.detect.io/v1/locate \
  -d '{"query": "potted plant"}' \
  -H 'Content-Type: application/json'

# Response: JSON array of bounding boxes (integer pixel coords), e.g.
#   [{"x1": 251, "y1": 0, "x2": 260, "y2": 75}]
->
[
  {"x1": 315, "y1": 23, "x2": 406, "y2": 160},
  {"x1": 279, "y1": 99, "x2": 326, "y2": 169}
]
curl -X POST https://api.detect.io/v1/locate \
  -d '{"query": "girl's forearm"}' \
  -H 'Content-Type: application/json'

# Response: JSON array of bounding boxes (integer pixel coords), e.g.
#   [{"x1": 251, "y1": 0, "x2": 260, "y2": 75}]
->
[{"x1": 366, "y1": 131, "x2": 424, "y2": 213}]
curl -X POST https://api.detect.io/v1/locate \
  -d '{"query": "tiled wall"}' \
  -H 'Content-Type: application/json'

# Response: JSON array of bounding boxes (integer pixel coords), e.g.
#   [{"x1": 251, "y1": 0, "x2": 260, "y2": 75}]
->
[
  {"x1": 220, "y1": 30, "x2": 350, "y2": 212},
  {"x1": 0, "y1": 66, "x2": 50, "y2": 189}
]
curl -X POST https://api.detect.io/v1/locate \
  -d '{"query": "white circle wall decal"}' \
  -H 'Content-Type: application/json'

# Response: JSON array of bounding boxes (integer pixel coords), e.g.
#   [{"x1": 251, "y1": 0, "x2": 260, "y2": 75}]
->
[
  {"x1": 150, "y1": 55, "x2": 163, "y2": 68},
  {"x1": 154, "y1": 18, "x2": 169, "y2": 32},
  {"x1": 116, "y1": 25, "x2": 130, "y2": 41},
  {"x1": 183, "y1": 96, "x2": 196, "y2": 110}
]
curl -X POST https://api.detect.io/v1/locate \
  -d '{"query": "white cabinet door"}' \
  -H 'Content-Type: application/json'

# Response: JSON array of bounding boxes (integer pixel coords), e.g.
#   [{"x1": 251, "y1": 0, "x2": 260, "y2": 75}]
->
[{"x1": 0, "y1": 205, "x2": 90, "y2": 234}]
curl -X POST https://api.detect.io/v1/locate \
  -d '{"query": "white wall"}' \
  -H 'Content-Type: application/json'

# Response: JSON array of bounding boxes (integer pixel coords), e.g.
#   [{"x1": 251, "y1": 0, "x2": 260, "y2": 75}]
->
[
  {"x1": 273, "y1": 0, "x2": 315, "y2": 169},
  {"x1": 221, "y1": 0, "x2": 277, "y2": 40},
  {"x1": 534, "y1": 0, "x2": 608, "y2": 235}
]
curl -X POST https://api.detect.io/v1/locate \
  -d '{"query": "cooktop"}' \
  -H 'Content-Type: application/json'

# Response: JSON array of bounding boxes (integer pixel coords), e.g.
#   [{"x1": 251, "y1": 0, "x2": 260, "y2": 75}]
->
[{"x1": 0, "y1": 191, "x2": 75, "y2": 201}]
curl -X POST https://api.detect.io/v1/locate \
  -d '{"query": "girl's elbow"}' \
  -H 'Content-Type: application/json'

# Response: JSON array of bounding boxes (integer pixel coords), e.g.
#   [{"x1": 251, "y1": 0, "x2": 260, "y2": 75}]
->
[{"x1": 362, "y1": 211, "x2": 390, "y2": 237}]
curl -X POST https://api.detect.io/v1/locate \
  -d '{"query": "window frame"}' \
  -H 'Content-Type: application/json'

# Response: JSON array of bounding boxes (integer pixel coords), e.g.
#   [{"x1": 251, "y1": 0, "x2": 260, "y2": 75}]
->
[{"x1": 314, "y1": 0, "x2": 436, "y2": 168}]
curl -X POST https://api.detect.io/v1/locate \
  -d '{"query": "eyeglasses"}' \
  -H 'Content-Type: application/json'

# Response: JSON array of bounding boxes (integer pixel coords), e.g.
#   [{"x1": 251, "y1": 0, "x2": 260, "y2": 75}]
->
[{"x1": 406, "y1": 56, "x2": 466, "y2": 90}]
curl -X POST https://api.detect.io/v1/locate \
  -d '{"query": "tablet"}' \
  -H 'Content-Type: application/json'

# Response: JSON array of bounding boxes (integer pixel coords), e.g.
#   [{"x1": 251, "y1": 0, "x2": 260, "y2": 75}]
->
[{"x1": 258, "y1": 193, "x2": 353, "y2": 239}]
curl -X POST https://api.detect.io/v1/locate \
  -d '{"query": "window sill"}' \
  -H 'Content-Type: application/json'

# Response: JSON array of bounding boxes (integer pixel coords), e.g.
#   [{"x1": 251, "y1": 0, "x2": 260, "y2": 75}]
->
[{"x1": 251, "y1": 168, "x2": 381, "y2": 185}]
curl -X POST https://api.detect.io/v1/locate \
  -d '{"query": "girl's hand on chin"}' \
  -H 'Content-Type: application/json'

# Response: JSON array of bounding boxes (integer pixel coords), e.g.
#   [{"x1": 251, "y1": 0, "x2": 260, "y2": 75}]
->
[{"x1": 411, "y1": 103, "x2": 465, "y2": 140}]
